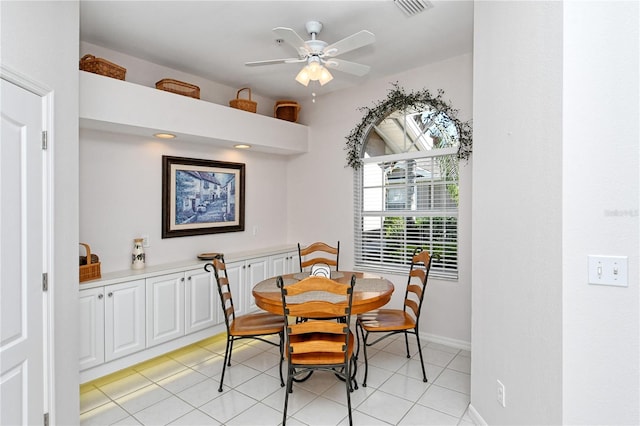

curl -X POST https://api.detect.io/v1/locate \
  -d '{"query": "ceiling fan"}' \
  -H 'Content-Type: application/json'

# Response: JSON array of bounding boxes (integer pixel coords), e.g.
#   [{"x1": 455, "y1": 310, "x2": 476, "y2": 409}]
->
[{"x1": 245, "y1": 21, "x2": 375, "y2": 86}]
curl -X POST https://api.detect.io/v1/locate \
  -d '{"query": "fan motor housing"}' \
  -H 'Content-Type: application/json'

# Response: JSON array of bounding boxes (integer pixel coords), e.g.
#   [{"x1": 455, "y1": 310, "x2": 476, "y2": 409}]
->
[{"x1": 305, "y1": 20, "x2": 323, "y2": 35}]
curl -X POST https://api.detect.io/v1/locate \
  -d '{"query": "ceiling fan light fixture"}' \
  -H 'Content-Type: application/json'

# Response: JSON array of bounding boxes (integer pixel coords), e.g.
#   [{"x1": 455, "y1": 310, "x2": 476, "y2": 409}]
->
[
  {"x1": 318, "y1": 67, "x2": 333, "y2": 86},
  {"x1": 295, "y1": 56, "x2": 333, "y2": 86},
  {"x1": 307, "y1": 60, "x2": 322, "y2": 79},
  {"x1": 295, "y1": 67, "x2": 311, "y2": 86}
]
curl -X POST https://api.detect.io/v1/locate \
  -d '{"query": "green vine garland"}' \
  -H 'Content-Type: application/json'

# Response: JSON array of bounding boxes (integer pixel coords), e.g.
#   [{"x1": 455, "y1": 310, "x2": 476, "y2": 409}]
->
[{"x1": 345, "y1": 83, "x2": 473, "y2": 169}]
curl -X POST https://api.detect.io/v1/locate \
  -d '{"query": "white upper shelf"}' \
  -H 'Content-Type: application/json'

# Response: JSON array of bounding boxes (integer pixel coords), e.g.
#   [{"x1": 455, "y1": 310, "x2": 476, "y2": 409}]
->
[{"x1": 79, "y1": 71, "x2": 309, "y2": 155}]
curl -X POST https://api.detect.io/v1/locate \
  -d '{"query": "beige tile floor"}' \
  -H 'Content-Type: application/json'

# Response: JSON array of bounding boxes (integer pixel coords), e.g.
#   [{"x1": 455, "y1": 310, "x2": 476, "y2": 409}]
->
[{"x1": 80, "y1": 332, "x2": 473, "y2": 425}]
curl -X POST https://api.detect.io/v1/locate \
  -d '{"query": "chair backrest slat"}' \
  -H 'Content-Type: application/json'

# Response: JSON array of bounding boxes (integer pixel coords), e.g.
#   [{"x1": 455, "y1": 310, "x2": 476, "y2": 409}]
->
[
  {"x1": 207, "y1": 254, "x2": 236, "y2": 330},
  {"x1": 289, "y1": 339, "x2": 346, "y2": 355},
  {"x1": 402, "y1": 248, "x2": 432, "y2": 321},
  {"x1": 298, "y1": 241, "x2": 340, "y2": 272}
]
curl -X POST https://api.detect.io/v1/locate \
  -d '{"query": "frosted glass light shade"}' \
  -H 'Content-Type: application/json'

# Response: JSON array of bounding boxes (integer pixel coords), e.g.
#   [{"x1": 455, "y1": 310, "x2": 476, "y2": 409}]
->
[
  {"x1": 295, "y1": 67, "x2": 311, "y2": 86},
  {"x1": 295, "y1": 60, "x2": 333, "y2": 87},
  {"x1": 319, "y1": 67, "x2": 333, "y2": 85}
]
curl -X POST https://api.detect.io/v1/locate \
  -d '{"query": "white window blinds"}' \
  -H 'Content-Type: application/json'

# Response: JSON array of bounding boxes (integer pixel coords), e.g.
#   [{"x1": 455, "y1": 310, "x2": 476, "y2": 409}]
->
[{"x1": 354, "y1": 150, "x2": 459, "y2": 279}]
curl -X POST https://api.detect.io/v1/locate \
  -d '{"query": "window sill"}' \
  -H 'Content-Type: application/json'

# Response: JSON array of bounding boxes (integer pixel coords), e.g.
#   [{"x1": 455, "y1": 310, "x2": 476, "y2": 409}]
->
[{"x1": 354, "y1": 264, "x2": 458, "y2": 282}]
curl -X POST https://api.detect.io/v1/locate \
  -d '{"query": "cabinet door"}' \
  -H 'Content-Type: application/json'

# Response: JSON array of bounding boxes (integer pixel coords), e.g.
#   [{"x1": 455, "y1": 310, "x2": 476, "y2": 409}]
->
[
  {"x1": 285, "y1": 251, "x2": 299, "y2": 274},
  {"x1": 270, "y1": 252, "x2": 288, "y2": 277},
  {"x1": 246, "y1": 257, "x2": 269, "y2": 312},
  {"x1": 105, "y1": 279, "x2": 145, "y2": 361},
  {"x1": 185, "y1": 268, "x2": 218, "y2": 334},
  {"x1": 270, "y1": 251, "x2": 298, "y2": 277},
  {"x1": 146, "y1": 272, "x2": 185, "y2": 347},
  {"x1": 79, "y1": 287, "x2": 105, "y2": 370},
  {"x1": 223, "y1": 260, "x2": 245, "y2": 319}
]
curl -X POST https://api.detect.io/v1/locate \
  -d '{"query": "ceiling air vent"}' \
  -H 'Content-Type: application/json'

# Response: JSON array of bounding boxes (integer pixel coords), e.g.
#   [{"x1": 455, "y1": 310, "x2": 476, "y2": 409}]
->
[{"x1": 394, "y1": 0, "x2": 434, "y2": 17}]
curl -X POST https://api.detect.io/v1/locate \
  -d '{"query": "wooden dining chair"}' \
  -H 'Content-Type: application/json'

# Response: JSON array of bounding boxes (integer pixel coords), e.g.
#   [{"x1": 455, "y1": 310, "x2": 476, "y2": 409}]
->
[
  {"x1": 205, "y1": 254, "x2": 285, "y2": 392},
  {"x1": 298, "y1": 241, "x2": 340, "y2": 272},
  {"x1": 356, "y1": 247, "x2": 432, "y2": 387},
  {"x1": 277, "y1": 274, "x2": 357, "y2": 426}
]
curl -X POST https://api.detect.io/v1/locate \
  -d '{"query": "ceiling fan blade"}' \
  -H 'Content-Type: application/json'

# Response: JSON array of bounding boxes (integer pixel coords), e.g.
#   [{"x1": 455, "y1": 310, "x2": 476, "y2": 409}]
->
[
  {"x1": 245, "y1": 58, "x2": 305, "y2": 67},
  {"x1": 324, "y1": 58, "x2": 371, "y2": 76},
  {"x1": 323, "y1": 30, "x2": 375, "y2": 57},
  {"x1": 273, "y1": 27, "x2": 308, "y2": 56}
]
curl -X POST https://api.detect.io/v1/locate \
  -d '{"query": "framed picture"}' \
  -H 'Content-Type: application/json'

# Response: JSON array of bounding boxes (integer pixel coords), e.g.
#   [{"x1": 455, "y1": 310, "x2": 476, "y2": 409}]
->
[{"x1": 162, "y1": 156, "x2": 245, "y2": 238}]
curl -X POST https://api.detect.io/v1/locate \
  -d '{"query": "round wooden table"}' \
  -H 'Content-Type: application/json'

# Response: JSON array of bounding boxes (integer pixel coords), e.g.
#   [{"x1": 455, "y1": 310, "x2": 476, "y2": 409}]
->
[{"x1": 252, "y1": 271, "x2": 394, "y2": 316}]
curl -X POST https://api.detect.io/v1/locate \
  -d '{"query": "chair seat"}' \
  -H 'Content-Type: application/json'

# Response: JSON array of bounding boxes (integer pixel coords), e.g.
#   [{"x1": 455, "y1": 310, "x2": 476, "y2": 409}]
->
[
  {"x1": 230, "y1": 312, "x2": 285, "y2": 336},
  {"x1": 358, "y1": 309, "x2": 416, "y2": 332},
  {"x1": 288, "y1": 331, "x2": 355, "y2": 365}
]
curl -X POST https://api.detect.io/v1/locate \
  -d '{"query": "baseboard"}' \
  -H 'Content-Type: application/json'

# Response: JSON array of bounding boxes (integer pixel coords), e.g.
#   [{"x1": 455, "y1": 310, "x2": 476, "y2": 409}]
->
[
  {"x1": 422, "y1": 332, "x2": 471, "y2": 352},
  {"x1": 468, "y1": 404, "x2": 487, "y2": 425}
]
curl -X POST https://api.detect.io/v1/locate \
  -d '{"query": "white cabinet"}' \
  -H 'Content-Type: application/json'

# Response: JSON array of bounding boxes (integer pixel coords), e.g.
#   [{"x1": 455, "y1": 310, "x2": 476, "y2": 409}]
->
[
  {"x1": 146, "y1": 272, "x2": 185, "y2": 347},
  {"x1": 146, "y1": 268, "x2": 219, "y2": 346},
  {"x1": 80, "y1": 279, "x2": 146, "y2": 368},
  {"x1": 79, "y1": 287, "x2": 105, "y2": 370},
  {"x1": 78, "y1": 247, "x2": 295, "y2": 382},
  {"x1": 185, "y1": 268, "x2": 218, "y2": 334},
  {"x1": 105, "y1": 280, "x2": 146, "y2": 361},
  {"x1": 224, "y1": 256, "x2": 269, "y2": 317},
  {"x1": 270, "y1": 250, "x2": 299, "y2": 276}
]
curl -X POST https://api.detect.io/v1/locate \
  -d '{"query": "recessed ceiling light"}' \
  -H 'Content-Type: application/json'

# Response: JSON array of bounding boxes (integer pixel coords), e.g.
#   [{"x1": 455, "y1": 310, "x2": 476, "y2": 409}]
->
[
  {"x1": 234, "y1": 144, "x2": 251, "y2": 149},
  {"x1": 154, "y1": 132, "x2": 176, "y2": 139}
]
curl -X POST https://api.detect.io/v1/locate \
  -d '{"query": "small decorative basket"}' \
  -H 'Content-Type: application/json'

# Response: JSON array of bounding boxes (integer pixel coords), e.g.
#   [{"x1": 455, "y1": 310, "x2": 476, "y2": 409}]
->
[
  {"x1": 79, "y1": 54, "x2": 126, "y2": 80},
  {"x1": 229, "y1": 88, "x2": 257, "y2": 113},
  {"x1": 155, "y1": 79, "x2": 200, "y2": 99},
  {"x1": 274, "y1": 100, "x2": 300, "y2": 122},
  {"x1": 79, "y1": 243, "x2": 101, "y2": 283}
]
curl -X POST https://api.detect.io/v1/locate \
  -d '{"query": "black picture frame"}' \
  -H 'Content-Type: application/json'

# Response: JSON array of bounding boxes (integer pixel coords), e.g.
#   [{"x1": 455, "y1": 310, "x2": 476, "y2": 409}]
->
[{"x1": 162, "y1": 155, "x2": 245, "y2": 238}]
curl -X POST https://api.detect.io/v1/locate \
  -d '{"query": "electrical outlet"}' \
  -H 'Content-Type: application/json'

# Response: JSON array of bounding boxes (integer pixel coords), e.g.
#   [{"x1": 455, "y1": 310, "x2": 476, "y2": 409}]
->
[
  {"x1": 497, "y1": 380, "x2": 506, "y2": 407},
  {"x1": 142, "y1": 234, "x2": 150, "y2": 248}
]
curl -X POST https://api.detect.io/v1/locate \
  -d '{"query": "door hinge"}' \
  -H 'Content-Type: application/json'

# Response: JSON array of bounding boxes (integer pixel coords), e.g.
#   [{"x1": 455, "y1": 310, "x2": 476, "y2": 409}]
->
[
  {"x1": 42, "y1": 272, "x2": 48, "y2": 292},
  {"x1": 44, "y1": 412, "x2": 49, "y2": 426},
  {"x1": 41, "y1": 131, "x2": 47, "y2": 150}
]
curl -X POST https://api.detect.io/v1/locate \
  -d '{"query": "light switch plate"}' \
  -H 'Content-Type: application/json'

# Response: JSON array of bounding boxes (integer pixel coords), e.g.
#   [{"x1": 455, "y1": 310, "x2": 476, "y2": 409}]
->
[{"x1": 588, "y1": 255, "x2": 628, "y2": 287}]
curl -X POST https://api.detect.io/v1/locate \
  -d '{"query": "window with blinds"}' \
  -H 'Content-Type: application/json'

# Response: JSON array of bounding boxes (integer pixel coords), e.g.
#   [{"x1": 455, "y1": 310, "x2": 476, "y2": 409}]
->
[{"x1": 354, "y1": 108, "x2": 459, "y2": 279}]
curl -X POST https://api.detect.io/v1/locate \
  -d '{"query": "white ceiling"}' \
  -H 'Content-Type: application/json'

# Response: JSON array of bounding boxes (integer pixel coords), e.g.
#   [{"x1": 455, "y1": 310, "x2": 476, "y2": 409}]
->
[{"x1": 80, "y1": 0, "x2": 473, "y2": 101}]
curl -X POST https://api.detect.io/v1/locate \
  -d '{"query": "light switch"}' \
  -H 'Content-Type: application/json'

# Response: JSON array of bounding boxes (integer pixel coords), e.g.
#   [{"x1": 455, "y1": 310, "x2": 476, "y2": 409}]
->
[{"x1": 588, "y1": 255, "x2": 628, "y2": 287}]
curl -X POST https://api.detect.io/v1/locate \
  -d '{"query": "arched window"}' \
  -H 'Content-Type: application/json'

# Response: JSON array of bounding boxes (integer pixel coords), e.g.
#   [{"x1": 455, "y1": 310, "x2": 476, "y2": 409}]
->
[{"x1": 349, "y1": 86, "x2": 471, "y2": 279}]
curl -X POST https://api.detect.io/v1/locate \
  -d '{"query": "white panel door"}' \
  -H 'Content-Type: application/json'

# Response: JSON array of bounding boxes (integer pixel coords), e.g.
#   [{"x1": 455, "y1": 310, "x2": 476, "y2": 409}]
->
[
  {"x1": 105, "y1": 280, "x2": 145, "y2": 361},
  {"x1": 146, "y1": 273, "x2": 185, "y2": 347},
  {"x1": 79, "y1": 287, "x2": 105, "y2": 370},
  {"x1": 185, "y1": 268, "x2": 218, "y2": 333},
  {"x1": 246, "y1": 257, "x2": 269, "y2": 312},
  {"x1": 0, "y1": 78, "x2": 45, "y2": 425}
]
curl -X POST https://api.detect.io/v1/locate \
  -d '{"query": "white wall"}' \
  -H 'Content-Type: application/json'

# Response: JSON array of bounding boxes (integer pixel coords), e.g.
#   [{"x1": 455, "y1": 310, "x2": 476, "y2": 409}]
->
[
  {"x1": 79, "y1": 44, "x2": 297, "y2": 272},
  {"x1": 472, "y1": 1, "x2": 639, "y2": 425},
  {"x1": 80, "y1": 130, "x2": 290, "y2": 271},
  {"x1": 471, "y1": 1, "x2": 564, "y2": 424},
  {"x1": 288, "y1": 53, "x2": 474, "y2": 347},
  {"x1": 1, "y1": 1, "x2": 80, "y2": 424},
  {"x1": 562, "y1": 1, "x2": 639, "y2": 424}
]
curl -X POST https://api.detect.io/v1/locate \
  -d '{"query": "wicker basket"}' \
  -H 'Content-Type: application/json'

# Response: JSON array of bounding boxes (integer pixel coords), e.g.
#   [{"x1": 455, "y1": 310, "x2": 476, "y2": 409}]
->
[
  {"x1": 79, "y1": 54, "x2": 126, "y2": 80},
  {"x1": 274, "y1": 100, "x2": 300, "y2": 122},
  {"x1": 79, "y1": 243, "x2": 101, "y2": 283},
  {"x1": 229, "y1": 88, "x2": 257, "y2": 113},
  {"x1": 155, "y1": 79, "x2": 200, "y2": 99}
]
